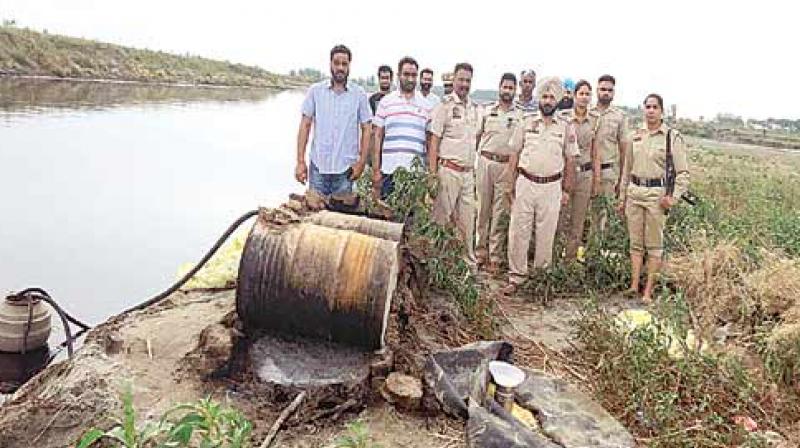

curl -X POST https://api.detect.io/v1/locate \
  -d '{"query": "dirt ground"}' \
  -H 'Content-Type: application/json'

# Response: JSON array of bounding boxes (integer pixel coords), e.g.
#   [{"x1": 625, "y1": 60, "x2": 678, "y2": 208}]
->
[
  {"x1": 4, "y1": 138, "x2": 799, "y2": 447},
  {"x1": 0, "y1": 290, "x2": 239, "y2": 448},
  {"x1": 0, "y1": 186, "x2": 644, "y2": 447},
  {"x1": 0, "y1": 271, "x2": 617, "y2": 448},
  {"x1": 276, "y1": 402, "x2": 466, "y2": 448}
]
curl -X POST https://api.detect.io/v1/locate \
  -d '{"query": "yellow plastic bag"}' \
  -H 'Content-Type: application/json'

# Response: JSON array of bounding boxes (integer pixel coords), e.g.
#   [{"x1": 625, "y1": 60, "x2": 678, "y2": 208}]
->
[
  {"x1": 175, "y1": 232, "x2": 247, "y2": 290},
  {"x1": 614, "y1": 309, "x2": 707, "y2": 359}
]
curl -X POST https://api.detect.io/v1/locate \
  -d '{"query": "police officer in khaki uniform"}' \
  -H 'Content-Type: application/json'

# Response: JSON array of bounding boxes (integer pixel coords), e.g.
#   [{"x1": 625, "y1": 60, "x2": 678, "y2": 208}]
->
[
  {"x1": 502, "y1": 77, "x2": 578, "y2": 294},
  {"x1": 560, "y1": 80, "x2": 597, "y2": 260},
  {"x1": 442, "y1": 72, "x2": 454, "y2": 96},
  {"x1": 589, "y1": 74, "x2": 629, "y2": 197},
  {"x1": 617, "y1": 93, "x2": 689, "y2": 302},
  {"x1": 429, "y1": 63, "x2": 480, "y2": 270},
  {"x1": 475, "y1": 73, "x2": 523, "y2": 273}
]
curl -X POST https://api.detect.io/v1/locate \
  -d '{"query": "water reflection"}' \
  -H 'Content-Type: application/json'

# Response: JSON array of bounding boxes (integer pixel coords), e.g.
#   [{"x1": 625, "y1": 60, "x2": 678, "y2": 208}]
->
[
  {"x1": 0, "y1": 78, "x2": 305, "y2": 327},
  {"x1": 0, "y1": 77, "x2": 280, "y2": 122}
]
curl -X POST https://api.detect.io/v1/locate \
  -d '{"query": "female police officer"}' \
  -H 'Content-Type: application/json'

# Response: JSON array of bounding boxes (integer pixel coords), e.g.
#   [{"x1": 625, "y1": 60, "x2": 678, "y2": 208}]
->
[{"x1": 617, "y1": 93, "x2": 689, "y2": 302}]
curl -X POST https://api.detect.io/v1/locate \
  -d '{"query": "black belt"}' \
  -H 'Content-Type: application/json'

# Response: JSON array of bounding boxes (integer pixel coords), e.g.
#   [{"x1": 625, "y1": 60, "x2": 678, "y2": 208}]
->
[
  {"x1": 518, "y1": 168, "x2": 562, "y2": 184},
  {"x1": 578, "y1": 162, "x2": 614, "y2": 172},
  {"x1": 631, "y1": 175, "x2": 664, "y2": 188}
]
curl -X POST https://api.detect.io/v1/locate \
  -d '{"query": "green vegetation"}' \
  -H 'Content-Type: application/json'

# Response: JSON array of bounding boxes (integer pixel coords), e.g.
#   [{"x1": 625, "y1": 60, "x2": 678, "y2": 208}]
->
[
  {"x1": 387, "y1": 165, "x2": 481, "y2": 311},
  {"x1": 382, "y1": 138, "x2": 800, "y2": 445},
  {"x1": 77, "y1": 386, "x2": 252, "y2": 448},
  {"x1": 0, "y1": 24, "x2": 305, "y2": 88},
  {"x1": 356, "y1": 162, "x2": 484, "y2": 320},
  {"x1": 76, "y1": 385, "x2": 162, "y2": 448},
  {"x1": 521, "y1": 141, "x2": 800, "y2": 298},
  {"x1": 523, "y1": 195, "x2": 631, "y2": 301},
  {"x1": 668, "y1": 145, "x2": 800, "y2": 256},
  {"x1": 676, "y1": 115, "x2": 800, "y2": 150},
  {"x1": 288, "y1": 67, "x2": 380, "y2": 90},
  {"x1": 288, "y1": 67, "x2": 324, "y2": 82},
  {"x1": 575, "y1": 292, "x2": 799, "y2": 448},
  {"x1": 556, "y1": 143, "x2": 800, "y2": 446},
  {"x1": 333, "y1": 421, "x2": 382, "y2": 448}
]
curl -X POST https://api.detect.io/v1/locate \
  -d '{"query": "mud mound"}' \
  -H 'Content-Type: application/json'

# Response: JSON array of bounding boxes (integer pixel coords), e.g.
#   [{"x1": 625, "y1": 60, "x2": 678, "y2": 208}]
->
[{"x1": 0, "y1": 290, "x2": 236, "y2": 448}]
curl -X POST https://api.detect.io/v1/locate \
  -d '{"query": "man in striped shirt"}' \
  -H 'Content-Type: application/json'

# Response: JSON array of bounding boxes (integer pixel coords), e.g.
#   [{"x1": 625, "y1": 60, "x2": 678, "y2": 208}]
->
[
  {"x1": 515, "y1": 69, "x2": 539, "y2": 113},
  {"x1": 371, "y1": 56, "x2": 432, "y2": 199}
]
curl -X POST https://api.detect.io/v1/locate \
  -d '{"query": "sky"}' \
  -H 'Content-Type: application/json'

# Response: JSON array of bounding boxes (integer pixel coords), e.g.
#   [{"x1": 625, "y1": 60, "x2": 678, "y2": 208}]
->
[{"x1": 2, "y1": 0, "x2": 798, "y2": 120}]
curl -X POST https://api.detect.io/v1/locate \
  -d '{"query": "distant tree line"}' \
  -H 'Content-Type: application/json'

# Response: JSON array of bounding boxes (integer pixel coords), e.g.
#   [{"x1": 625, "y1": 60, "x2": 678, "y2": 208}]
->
[
  {"x1": 288, "y1": 68, "x2": 378, "y2": 89},
  {"x1": 747, "y1": 117, "x2": 800, "y2": 133},
  {"x1": 289, "y1": 68, "x2": 324, "y2": 80}
]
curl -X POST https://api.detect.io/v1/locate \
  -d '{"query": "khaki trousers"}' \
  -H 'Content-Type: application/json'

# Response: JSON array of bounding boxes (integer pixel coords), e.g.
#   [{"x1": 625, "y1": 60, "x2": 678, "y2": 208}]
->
[
  {"x1": 625, "y1": 194, "x2": 666, "y2": 258},
  {"x1": 592, "y1": 165, "x2": 619, "y2": 235},
  {"x1": 476, "y1": 155, "x2": 512, "y2": 264},
  {"x1": 564, "y1": 170, "x2": 593, "y2": 259},
  {"x1": 599, "y1": 165, "x2": 618, "y2": 197},
  {"x1": 508, "y1": 177, "x2": 562, "y2": 284},
  {"x1": 432, "y1": 166, "x2": 477, "y2": 268}
]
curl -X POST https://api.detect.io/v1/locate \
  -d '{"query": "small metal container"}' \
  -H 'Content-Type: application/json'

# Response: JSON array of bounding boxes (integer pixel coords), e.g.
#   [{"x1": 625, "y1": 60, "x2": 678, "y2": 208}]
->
[
  {"x1": 495, "y1": 384, "x2": 516, "y2": 412},
  {"x1": 488, "y1": 360, "x2": 526, "y2": 412}
]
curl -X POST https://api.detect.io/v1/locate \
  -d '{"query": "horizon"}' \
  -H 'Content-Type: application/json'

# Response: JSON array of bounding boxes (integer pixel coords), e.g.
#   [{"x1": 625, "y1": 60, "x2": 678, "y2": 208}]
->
[{"x1": 2, "y1": 0, "x2": 798, "y2": 121}]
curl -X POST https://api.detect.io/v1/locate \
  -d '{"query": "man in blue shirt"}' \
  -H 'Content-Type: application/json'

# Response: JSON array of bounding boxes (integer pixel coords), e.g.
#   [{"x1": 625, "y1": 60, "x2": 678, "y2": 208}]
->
[{"x1": 295, "y1": 44, "x2": 372, "y2": 197}]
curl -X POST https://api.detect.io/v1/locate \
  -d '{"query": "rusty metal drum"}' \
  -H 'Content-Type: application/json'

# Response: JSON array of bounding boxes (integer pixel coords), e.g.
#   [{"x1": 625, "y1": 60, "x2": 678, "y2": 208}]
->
[{"x1": 236, "y1": 215, "x2": 400, "y2": 350}]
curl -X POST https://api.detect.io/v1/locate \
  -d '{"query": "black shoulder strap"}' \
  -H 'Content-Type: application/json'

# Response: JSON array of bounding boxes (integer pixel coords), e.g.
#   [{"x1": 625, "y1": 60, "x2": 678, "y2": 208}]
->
[
  {"x1": 666, "y1": 128, "x2": 672, "y2": 155},
  {"x1": 665, "y1": 127, "x2": 675, "y2": 196}
]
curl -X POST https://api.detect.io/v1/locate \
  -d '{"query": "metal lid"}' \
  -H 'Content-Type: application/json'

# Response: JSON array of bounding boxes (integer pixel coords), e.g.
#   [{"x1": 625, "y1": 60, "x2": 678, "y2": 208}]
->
[{"x1": 489, "y1": 360, "x2": 525, "y2": 388}]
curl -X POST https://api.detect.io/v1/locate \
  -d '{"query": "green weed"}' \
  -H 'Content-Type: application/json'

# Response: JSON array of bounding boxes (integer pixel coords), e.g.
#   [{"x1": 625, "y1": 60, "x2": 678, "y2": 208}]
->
[{"x1": 77, "y1": 386, "x2": 253, "y2": 448}]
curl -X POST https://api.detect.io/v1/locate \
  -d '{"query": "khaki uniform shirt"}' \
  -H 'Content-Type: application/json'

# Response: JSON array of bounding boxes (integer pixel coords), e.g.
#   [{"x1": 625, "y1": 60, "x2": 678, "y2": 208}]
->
[
  {"x1": 621, "y1": 123, "x2": 690, "y2": 202},
  {"x1": 429, "y1": 93, "x2": 481, "y2": 168},
  {"x1": 478, "y1": 102, "x2": 523, "y2": 156},
  {"x1": 559, "y1": 109, "x2": 592, "y2": 165},
  {"x1": 589, "y1": 105, "x2": 628, "y2": 165},
  {"x1": 509, "y1": 113, "x2": 579, "y2": 176}
]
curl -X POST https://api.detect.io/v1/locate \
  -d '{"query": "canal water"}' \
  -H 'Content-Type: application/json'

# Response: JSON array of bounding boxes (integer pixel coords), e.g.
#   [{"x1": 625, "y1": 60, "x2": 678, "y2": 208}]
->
[{"x1": 0, "y1": 77, "x2": 306, "y2": 330}]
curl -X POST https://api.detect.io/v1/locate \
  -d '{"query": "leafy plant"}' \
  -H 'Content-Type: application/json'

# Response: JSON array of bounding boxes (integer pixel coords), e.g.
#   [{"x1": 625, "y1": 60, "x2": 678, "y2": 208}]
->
[
  {"x1": 572, "y1": 294, "x2": 794, "y2": 448},
  {"x1": 521, "y1": 195, "x2": 632, "y2": 299},
  {"x1": 333, "y1": 421, "x2": 381, "y2": 448},
  {"x1": 76, "y1": 388, "x2": 252, "y2": 448},
  {"x1": 357, "y1": 161, "x2": 482, "y2": 317},
  {"x1": 76, "y1": 384, "x2": 162, "y2": 448},
  {"x1": 161, "y1": 397, "x2": 252, "y2": 448}
]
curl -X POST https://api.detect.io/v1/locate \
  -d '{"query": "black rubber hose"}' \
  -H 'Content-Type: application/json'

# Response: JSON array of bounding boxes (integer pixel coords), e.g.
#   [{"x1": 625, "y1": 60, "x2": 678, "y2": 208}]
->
[
  {"x1": 38, "y1": 294, "x2": 76, "y2": 358},
  {"x1": 121, "y1": 209, "x2": 258, "y2": 314},
  {"x1": 17, "y1": 287, "x2": 90, "y2": 331},
  {"x1": 9, "y1": 209, "x2": 259, "y2": 359},
  {"x1": 23, "y1": 299, "x2": 33, "y2": 354},
  {"x1": 14, "y1": 289, "x2": 76, "y2": 358}
]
